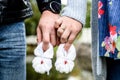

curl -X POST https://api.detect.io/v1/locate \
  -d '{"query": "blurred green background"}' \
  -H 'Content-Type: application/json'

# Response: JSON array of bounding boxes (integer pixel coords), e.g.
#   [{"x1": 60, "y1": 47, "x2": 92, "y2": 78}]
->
[{"x1": 26, "y1": 0, "x2": 92, "y2": 80}]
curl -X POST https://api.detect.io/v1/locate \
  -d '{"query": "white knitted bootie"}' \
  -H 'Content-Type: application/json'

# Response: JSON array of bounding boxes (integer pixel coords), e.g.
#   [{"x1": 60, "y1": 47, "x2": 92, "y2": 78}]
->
[
  {"x1": 55, "y1": 44, "x2": 76, "y2": 73},
  {"x1": 32, "y1": 42, "x2": 54, "y2": 75}
]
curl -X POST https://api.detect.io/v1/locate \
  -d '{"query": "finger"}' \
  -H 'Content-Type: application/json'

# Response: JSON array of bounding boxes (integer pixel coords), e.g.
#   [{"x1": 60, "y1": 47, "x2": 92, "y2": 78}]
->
[
  {"x1": 55, "y1": 28, "x2": 60, "y2": 45},
  {"x1": 64, "y1": 33, "x2": 76, "y2": 51},
  {"x1": 60, "y1": 29, "x2": 71, "y2": 43},
  {"x1": 57, "y1": 23, "x2": 66, "y2": 37},
  {"x1": 36, "y1": 26, "x2": 42, "y2": 43},
  {"x1": 64, "y1": 42, "x2": 72, "y2": 52},
  {"x1": 50, "y1": 29, "x2": 56, "y2": 47},
  {"x1": 42, "y1": 32, "x2": 50, "y2": 51},
  {"x1": 60, "y1": 24, "x2": 66, "y2": 30},
  {"x1": 57, "y1": 27, "x2": 64, "y2": 37},
  {"x1": 55, "y1": 18, "x2": 63, "y2": 29}
]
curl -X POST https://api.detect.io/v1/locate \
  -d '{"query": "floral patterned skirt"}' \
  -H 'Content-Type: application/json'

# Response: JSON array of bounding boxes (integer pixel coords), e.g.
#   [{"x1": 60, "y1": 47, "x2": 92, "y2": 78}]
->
[{"x1": 98, "y1": 0, "x2": 120, "y2": 59}]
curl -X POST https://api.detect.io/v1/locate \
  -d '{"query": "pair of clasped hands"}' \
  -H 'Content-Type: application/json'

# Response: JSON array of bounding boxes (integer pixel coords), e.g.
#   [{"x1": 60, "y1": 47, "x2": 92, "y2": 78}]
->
[{"x1": 37, "y1": 10, "x2": 82, "y2": 51}]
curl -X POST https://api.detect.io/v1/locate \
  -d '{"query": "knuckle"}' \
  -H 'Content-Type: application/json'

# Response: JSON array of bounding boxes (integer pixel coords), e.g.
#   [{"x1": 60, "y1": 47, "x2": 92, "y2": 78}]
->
[
  {"x1": 76, "y1": 28, "x2": 81, "y2": 32},
  {"x1": 72, "y1": 28, "x2": 80, "y2": 34},
  {"x1": 55, "y1": 20, "x2": 59, "y2": 24},
  {"x1": 61, "y1": 36, "x2": 66, "y2": 40},
  {"x1": 68, "y1": 39, "x2": 73, "y2": 44},
  {"x1": 61, "y1": 36, "x2": 67, "y2": 43},
  {"x1": 55, "y1": 20, "x2": 61, "y2": 26}
]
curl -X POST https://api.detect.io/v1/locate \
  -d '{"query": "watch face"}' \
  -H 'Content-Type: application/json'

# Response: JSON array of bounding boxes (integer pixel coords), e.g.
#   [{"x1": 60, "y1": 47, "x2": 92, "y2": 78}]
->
[{"x1": 50, "y1": 1, "x2": 61, "y2": 13}]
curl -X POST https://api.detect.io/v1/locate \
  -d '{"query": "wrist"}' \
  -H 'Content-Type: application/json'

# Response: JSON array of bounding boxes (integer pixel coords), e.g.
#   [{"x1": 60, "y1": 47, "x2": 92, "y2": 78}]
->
[
  {"x1": 42, "y1": 10, "x2": 58, "y2": 16},
  {"x1": 38, "y1": 1, "x2": 61, "y2": 14}
]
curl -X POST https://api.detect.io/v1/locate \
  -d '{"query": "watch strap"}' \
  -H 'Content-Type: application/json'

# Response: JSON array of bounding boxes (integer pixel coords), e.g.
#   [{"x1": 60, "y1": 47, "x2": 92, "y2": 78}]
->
[{"x1": 36, "y1": 0, "x2": 61, "y2": 14}]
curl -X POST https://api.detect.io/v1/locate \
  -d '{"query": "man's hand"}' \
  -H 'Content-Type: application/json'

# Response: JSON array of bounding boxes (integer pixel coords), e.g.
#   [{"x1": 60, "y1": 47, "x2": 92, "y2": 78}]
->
[
  {"x1": 37, "y1": 10, "x2": 60, "y2": 51},
  {"x1": 55, "y1": 16, "x2": 83, "y2": 51}
]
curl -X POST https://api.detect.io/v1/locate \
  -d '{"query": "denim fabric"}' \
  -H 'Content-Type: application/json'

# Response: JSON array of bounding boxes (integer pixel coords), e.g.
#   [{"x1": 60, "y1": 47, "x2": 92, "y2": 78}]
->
[
  {"x1": 106, "y1": 58, "x2": 120, "y2": 80},
  {"x1": 98, "y1": 0, "x2": 120, "y2": 59},
  {"x1": 0, "y1": 22, "x2": 26, "y2": 80}
]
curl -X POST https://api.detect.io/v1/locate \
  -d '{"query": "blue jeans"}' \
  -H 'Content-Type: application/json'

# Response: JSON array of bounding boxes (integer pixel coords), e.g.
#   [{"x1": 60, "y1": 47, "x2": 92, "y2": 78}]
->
[
  {"x1": 106, "y1": 58, "x2": 120, "y2": 80},
  {"x1": 0, "y1": 22, "x2": 26, "y2": 80}
]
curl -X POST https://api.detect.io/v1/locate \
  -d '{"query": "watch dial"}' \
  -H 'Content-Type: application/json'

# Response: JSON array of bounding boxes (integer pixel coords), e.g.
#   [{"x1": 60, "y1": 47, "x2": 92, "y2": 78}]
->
[{"x1": 50, "y1": 1, "x2": 61, "y2": 13}]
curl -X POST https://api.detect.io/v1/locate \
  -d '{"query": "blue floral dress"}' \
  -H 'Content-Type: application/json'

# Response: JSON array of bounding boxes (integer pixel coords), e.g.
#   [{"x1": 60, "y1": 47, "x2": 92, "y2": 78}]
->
[{"x1": 98, "y1": 0, "x2": 120, "y2": 59}]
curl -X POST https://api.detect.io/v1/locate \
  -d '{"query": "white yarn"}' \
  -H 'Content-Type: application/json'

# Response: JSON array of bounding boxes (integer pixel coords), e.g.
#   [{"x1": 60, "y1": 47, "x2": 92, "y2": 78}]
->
[
  {"x1": 55, "y1": 58, "x2": 74, "y2": 73},
  {"x1": 34, "y1": 42, "x2": 54, "y2": 59},
  {"x1": 32, "y1": 57, "x2": 52, "y2": 75},
  {"x1": 32, "y1": 42, "x2": 54, "y2": 75},
  {"x1": 55, "y1": 44, "x2": 76, "y2": 73},
  {"x1": 32, "y1": 43, "x2": 76, "y2": 74}
]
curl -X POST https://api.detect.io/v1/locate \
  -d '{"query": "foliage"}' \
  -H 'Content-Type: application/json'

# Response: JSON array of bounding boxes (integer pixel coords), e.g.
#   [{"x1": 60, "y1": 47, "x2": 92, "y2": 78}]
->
[{"x1": 85, "y1": 2, "x2": 91, "y2": 28}]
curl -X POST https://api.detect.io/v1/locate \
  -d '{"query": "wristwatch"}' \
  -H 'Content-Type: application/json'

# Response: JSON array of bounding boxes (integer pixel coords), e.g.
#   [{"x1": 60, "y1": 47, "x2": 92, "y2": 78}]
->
[
  {"x1": 37, "y1": 0, "x2": 61, "y2": 14},
  {"x1": 42, "y1": 1, "x2": 61, "y2": 14}
]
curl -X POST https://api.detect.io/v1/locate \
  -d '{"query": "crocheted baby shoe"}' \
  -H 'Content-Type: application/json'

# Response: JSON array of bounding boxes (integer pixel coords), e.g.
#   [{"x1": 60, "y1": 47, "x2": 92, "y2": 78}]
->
[
  {"x1": 55, "y1": 44, "x2": 76, "y2": 73},
  {"x1": 32, "y1": 57, "x2": 52, "y2": 75},
  {"x1": 32, "y1": 42, "x2": 54, "y2": 75},
  {"x1": 34, "y1": 42, "x2": 54, "y2": 58},
  {"x1": 55, "y1": 58, "x2": 74, "y2": 73}
]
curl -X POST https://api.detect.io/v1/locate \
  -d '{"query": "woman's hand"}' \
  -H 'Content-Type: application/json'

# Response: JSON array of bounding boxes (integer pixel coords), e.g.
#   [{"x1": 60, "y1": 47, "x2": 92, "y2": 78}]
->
[{"x1": 55, "y1": 16, "x2": 83, "y2": 51}]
